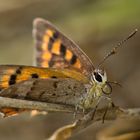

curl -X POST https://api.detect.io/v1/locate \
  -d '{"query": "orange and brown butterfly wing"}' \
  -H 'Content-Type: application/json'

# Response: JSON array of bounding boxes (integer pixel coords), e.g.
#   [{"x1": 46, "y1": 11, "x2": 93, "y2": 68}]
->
[
  {"x1": 33, "y1": 18, "x2": 94, "y2": 79},
  {"x1": 0, "y1": 65, "x2": 88, "y2": 117},
  {"x1": 0, "y1": 65, "x2": 88, "y2": 91}
]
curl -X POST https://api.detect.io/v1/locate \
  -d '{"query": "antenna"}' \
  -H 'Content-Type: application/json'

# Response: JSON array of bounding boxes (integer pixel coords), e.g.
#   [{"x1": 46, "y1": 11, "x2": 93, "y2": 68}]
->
[{"x1": 97, "y1": 29, "x2": 138, "y2": 68}]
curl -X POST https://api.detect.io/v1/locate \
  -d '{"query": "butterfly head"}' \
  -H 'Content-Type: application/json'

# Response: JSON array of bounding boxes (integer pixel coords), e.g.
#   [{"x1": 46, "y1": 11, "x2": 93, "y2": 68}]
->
[
  {"x1": 91, "y1": 29, "x2": 138, "y2": 96},
  {"x1": 92, "y1": 69, "x2": 107, "y2": 84},
  {"x1": 91, "y1": 68, "x2": 112, "y2": 96}
]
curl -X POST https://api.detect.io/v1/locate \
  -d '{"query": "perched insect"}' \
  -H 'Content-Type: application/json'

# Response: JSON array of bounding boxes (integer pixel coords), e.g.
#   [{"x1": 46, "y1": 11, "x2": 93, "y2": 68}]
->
[{"x1": 0, "y1": 18, "x2": 137, "y2": 117}]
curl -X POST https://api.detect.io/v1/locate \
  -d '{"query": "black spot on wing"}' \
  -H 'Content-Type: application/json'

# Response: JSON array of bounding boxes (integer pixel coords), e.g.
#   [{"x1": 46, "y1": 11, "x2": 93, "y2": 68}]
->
[
  {"x1": 8, "y1": 67, "x2": 23, "y2": 86},
  {"x1": 48, "y1": 37, "x2": 54, "y2": 51},
  {"x1": 9, "y1": 74, "x2": 17, "y2": 85},
  {"x1": 31, "y1": 73, "x2": 39, "y2": 78},
  {"x1": 48, "y1": 31, "x2": 59, "y2": 51},
  {"x1": 51, "y1": 76, "x2": 57, "y2": 78},
  {"x1": 70, "y1": 55, "x2": 77, "y2": 65},
  {"x1": 16, "y1": 67, "x2": 22, "y2": 74},
  {"x1": 60, "y1": 44, "x2": 66, "y2": 56},
  {"x1": 53, "y1": 32, "x2": 59, "y2": 39}
]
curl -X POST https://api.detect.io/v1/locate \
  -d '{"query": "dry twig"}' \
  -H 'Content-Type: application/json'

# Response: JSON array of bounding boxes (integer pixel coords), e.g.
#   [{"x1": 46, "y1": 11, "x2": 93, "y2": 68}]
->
[{"x1": 0, "y1": 97, "x2": 74, "y2": 113}]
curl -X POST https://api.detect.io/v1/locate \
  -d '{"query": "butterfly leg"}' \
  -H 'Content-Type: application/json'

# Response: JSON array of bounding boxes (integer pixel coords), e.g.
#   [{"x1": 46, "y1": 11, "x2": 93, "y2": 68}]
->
[
  {"x1": 74, "y1": 103, "x2": 86, "y2": 120},
  {"x1": 102, "y1": 105, "x2": 109, "y2": 123},
  {"x1": 73, "y1": 105, "x2": 78, "y2": 119},
  {"x1": 102, "y1": 97, "x2": 115, "y2": 123},
  {"x1": 91, "y1": 97, "x2": 102, "y2": 120}
]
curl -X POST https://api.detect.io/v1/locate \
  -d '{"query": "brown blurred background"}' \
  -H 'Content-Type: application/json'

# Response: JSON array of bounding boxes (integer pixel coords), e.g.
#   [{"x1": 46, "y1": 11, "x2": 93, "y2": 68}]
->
[{"x1": 0, "y1": 0, "x2": 139, "y2": 140}]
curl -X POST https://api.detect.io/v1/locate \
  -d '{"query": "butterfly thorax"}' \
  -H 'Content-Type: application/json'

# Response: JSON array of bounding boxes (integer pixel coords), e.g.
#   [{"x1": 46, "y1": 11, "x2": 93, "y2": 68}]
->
[
  {"x1": 77, "y1": 69, "x2": 111, "y2": 110},
  {"x1": 78, "y1": 82, "x2": 104, "y2": 110}
]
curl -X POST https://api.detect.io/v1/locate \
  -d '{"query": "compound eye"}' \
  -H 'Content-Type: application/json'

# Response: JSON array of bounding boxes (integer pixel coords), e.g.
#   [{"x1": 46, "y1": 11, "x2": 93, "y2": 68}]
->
[{"x1": 94, "y1": 72, "x2": 102, "y2": 82}]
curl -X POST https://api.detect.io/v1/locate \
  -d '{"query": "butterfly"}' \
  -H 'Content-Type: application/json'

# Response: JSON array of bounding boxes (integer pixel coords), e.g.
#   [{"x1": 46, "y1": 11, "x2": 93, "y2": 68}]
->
[{"x1": 0, "y1": 18, "x2": 137, "y2": 117}]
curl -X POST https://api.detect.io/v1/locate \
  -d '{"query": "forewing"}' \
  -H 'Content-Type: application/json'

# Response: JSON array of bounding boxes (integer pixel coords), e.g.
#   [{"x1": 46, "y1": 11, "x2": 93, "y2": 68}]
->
[
  {"x1": 33, "y1": 18, "x2": 94, "y2": 79},
  {"x1": 0, "y1": 65, "x2": 88, "y2": 91}
]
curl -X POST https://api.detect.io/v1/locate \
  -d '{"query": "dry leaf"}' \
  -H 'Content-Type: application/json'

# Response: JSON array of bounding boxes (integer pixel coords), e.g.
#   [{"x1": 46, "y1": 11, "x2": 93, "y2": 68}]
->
[{"x1": 48, "y1": 122, "x2": 77, "y2": 140}]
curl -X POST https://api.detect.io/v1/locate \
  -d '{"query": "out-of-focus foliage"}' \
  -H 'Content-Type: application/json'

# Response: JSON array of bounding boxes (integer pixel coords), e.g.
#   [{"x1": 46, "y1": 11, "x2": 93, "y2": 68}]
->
[{"x1": 0, "y1": 0, "x2": 139, "y2": 140}]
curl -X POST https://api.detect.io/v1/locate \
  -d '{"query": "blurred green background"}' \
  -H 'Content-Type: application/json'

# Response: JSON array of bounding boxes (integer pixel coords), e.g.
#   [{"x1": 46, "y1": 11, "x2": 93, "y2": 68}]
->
[{"x1": 0, "y1": 0, "x2": 139, "y2": 140}]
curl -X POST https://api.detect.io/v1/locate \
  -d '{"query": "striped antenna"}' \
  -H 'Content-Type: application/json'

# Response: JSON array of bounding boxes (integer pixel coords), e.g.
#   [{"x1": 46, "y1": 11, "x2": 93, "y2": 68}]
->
[{"x1": 97, "y1": 29, "x2": 138, "y2": 68}]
